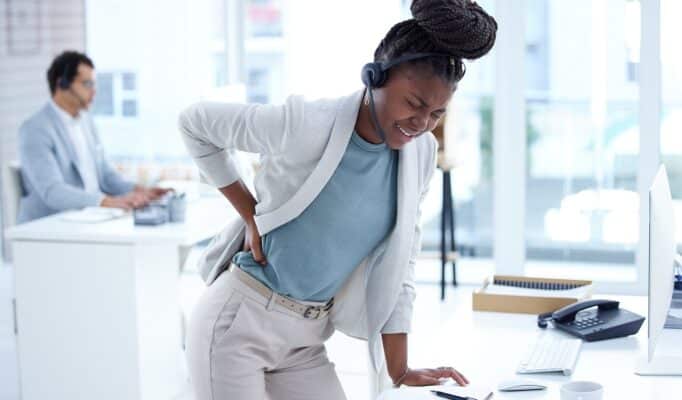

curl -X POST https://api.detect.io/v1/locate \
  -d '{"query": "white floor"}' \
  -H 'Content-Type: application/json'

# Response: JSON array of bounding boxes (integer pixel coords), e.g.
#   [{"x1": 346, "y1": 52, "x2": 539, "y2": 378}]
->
[{"x1": 0, "y1": 250, "x2": 637, "y2": 400}]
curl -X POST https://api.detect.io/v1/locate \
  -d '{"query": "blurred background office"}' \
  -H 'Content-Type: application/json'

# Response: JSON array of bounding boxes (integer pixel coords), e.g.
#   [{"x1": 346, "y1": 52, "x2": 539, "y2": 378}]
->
[{"x1": 1, "y1": 0, "x2": 682, "y2": 399}]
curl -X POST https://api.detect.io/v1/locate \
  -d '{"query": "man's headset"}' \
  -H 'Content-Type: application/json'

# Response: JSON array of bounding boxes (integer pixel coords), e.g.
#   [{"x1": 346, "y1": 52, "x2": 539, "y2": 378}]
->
[
  {"x1": 360, "y1": 52, "x2": 452, "y2": 141},
  {"x1": 57, "y1": 61, "x2": 88, "y2": 108}
]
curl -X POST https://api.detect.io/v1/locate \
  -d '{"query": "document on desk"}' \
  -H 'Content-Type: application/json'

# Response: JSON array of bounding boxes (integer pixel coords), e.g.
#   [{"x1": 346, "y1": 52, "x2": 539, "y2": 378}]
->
[
  {"x1": 60, "y1": 207, "x2": 128, "y2": 223},
  {"x1": 377, "y1": 384, "x2": 493, "y2": 400}
]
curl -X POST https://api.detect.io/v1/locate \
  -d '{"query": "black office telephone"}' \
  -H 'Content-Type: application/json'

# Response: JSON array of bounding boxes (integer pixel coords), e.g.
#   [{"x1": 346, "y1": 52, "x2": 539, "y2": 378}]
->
[{"x1": 537, "y1": 299, "x2": 645, "y2": 341}]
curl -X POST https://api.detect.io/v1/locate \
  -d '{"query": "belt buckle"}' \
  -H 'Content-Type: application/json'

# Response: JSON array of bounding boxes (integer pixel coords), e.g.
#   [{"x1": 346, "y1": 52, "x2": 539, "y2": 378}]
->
[{"x1": 303, "y1": 306, "x2": 321, "y2": 319}]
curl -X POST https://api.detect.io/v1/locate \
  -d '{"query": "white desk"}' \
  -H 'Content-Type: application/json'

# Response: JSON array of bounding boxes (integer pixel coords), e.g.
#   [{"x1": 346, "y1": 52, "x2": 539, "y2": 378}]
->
[
  {"x1": 5, "y1": 197, "x2": 234, "y2": 400},
  {"x1": 378, "y1": 291, "x2": 682, "y2": 400}
]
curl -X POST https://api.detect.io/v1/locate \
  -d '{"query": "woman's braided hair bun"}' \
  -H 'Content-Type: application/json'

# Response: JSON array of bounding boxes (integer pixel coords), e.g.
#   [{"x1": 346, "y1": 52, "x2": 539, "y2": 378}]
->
[
  {"x1": 375, "y1": 0, "x2": 497, "y2": 84},
  {"x1": 411, "y1": 0, "x2": 497, "y2": 60}
]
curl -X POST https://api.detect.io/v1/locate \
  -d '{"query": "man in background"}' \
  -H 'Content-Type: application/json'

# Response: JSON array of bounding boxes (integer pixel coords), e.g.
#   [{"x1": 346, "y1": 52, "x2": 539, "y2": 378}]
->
[{"x1": 17, "y1": 50, "x2": 169, "y2": 223}]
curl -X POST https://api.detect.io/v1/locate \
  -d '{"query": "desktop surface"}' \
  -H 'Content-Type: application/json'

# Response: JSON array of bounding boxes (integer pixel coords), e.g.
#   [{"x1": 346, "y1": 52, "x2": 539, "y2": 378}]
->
[
  {"x1": 5, "y1": 196, "x2": 234, "y2": 245},
  {"x1": 378, "y1": 288, "x2": 682, "y2": 400}
]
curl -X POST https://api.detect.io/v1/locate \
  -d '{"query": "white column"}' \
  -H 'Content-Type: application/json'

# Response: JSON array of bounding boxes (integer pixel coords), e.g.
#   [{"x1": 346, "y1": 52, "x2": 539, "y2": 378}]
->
[
  {"x1": 493, "y1": 0, "x2": 526, "y2": 275},
  {"x1": 636, "y1": 0, "x2": 662, "y2": 295},
  {"x1": 226, "y1": 0, "x2": 245, "y2": 84}
]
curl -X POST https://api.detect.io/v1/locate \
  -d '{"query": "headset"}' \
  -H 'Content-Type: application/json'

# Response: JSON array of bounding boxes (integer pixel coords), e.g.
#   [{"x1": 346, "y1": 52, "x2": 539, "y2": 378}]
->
[
  {"x1": 360, "y1": 52, "x2": 452, "y2": 141},
  {"x1": 57, "y1": 60, "x2": 88, "y2": 108}
]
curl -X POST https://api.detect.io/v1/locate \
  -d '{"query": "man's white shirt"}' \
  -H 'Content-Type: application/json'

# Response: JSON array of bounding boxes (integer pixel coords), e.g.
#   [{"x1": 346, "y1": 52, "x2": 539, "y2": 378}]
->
[{"x1": 49, "y1": 99, "x2": 101, "y2": 196}]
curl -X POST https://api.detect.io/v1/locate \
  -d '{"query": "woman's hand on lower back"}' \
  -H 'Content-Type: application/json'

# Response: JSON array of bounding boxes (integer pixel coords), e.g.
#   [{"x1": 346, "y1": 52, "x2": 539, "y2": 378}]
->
[{"x1": 243, "y1": 219, "x2": 267, "y2": 266}]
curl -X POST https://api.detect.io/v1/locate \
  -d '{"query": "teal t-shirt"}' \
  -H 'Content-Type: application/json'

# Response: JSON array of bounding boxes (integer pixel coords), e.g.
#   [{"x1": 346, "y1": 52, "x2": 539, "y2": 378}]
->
[{"x1": 233, "y1": 131, "x2": 398, "y2": 301}]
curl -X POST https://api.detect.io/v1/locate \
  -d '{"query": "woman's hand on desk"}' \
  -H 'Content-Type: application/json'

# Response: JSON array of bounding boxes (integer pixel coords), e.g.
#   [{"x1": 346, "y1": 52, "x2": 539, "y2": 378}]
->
[{"x1": 400, "y1": 366, "x2": 469, "y2": 387}]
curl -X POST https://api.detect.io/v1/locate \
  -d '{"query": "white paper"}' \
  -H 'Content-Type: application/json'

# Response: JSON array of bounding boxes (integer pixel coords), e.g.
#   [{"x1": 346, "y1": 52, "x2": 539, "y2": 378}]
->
[
  {"x1": 60, "y1": 207, "x2": 127, "y2": 223},
  {"x1": 378, "y1": 383, "x2": 493, "y2": 400}
]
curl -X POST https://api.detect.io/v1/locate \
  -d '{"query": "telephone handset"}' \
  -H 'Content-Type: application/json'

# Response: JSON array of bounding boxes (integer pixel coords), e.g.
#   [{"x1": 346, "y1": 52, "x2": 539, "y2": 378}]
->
[{"x1": 537, "y1": 299, "x2": 645, "y2": 341}]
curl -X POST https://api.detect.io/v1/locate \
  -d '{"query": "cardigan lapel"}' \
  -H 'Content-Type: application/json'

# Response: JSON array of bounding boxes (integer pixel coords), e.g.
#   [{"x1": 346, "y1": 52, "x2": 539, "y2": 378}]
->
[
  {"x1": 365, "y1": 138, "x2": 420, "y2": 370},
  {"x1": 254, "y1": 90, "x2": 364, "y2": 235},
  {"x1": 45, "y1": 104, "x2": 86, "y2": 182}
]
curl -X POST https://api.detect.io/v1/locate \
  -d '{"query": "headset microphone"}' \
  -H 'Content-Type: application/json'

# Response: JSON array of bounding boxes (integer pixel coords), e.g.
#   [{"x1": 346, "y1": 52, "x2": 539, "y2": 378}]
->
[
  {"x1": 364, "y1": 85, "x2": 386, "y2": 142},
  {"x1": 67, "y1": 87, "x2": 88, "y2": 109}
]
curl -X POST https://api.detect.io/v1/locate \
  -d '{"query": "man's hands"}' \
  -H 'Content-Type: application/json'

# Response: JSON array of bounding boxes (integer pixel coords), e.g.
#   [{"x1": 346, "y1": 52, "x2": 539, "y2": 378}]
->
[
  {"x1": 100, "y1": 192, "x2": 148, "y2": 210},
  {"x1": 100, "y1": 186, "x2": 172, "y2": 210},
  {"x1": 135, "y1": 186, "x2": 172, "y2": 200}
]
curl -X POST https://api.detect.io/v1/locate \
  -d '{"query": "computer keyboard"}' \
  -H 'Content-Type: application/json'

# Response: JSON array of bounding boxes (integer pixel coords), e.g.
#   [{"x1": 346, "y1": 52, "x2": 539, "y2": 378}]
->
[{"x1": 517, "y1": 331, "x2": 582, "y2": 375}]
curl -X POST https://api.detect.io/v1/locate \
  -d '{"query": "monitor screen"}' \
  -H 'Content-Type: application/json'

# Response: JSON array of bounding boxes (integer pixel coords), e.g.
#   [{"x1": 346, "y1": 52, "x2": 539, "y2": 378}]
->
[{"x1": 647, "y1": 165, "x2": 676, "y2": 361}]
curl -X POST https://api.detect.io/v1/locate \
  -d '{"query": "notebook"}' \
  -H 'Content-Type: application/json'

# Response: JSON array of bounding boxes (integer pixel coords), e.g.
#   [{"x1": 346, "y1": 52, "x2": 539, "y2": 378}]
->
[
  {"x1": 473, "y1": 275, "x2": 593, "y2": 314},
  {"x1": 482, "y1": 277, "x2": 592, "y2": 299}
]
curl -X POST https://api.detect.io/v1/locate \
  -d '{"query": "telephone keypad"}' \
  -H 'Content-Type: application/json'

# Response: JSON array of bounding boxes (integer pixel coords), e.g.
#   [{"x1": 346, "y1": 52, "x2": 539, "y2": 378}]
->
[{"x1": 568, "y1": 317, "x2": 605, "y2": 330}]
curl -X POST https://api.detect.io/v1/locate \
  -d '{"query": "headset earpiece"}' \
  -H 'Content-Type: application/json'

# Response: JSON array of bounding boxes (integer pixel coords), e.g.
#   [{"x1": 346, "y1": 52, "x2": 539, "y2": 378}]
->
[
  {"x1": 57, "y1": 76, "x2": 71, "y2": 90},
  {"x1": 361, "y1": 62, "x2": 386, "y2": 89},
  {"x1": 57, "y1": 59, "x2": 75, "y2": 90}
]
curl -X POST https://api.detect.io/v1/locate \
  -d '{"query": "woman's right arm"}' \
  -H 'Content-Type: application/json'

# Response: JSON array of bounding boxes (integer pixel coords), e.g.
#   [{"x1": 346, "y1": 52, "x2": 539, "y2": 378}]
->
[
  {"x1": 178, "y1": 99, "x2": 302, "y2": 263},
  {"x1": 178, "y1": 98, "x2": 302, "y2": 189}
]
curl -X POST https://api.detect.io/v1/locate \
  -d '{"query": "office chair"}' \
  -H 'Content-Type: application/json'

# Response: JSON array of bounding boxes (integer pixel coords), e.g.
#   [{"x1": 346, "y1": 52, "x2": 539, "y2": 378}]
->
[{"x1": 2, "y1": 161, "x2": 24, "y2": 261}]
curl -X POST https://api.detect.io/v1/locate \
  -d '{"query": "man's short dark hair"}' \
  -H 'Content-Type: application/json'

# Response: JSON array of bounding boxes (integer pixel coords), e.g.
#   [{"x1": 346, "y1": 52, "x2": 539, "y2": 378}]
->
[{"x1": 46, "y1": 51, "x2": 94, "y2": 95}]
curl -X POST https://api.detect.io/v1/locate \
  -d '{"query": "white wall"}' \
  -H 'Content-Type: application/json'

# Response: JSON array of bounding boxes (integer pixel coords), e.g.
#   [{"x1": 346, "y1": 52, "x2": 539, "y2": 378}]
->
[
  {"x1": 282, "y1": 0, "x2": 402, "y2": 100},
  {"x1": 0, "y1": 0, "x2": 86, "y2": 257}
]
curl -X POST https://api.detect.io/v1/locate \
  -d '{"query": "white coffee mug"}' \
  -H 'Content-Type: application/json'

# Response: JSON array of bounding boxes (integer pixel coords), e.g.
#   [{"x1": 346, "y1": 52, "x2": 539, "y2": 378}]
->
[{"x1": 560, "y1": 381, "x2": 603, "y2": 400}]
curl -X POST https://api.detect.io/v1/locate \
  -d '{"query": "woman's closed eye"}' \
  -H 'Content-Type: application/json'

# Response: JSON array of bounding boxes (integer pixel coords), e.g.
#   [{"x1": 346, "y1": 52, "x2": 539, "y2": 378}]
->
[{"x1": 406, "y1": 99, "x2": 419, "y2": 109}]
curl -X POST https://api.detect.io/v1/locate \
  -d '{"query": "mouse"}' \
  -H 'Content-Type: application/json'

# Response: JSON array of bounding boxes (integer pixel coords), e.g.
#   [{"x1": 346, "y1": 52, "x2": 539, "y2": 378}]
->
[{"x1": 497, "y1": 379, "x2": 547, "y2": 392}]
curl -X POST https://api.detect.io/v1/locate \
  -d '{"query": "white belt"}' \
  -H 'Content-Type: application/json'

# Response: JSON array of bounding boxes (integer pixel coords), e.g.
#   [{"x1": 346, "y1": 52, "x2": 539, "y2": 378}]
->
[{"x1": 228, "y1": 264, "x2": 334, "y2": 320}]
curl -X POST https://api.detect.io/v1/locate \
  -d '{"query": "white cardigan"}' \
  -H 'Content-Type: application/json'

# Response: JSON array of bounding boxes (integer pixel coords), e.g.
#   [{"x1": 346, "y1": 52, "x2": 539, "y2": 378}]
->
[{"x1": 178, "y1": 89, "x2": 437, "y2": 371}]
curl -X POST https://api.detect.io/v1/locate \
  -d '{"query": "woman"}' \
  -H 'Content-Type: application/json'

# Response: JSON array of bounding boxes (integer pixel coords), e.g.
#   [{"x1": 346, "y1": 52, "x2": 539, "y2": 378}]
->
[{"x1": 180, "y1": 0, "x2": 496, "y2": 398}]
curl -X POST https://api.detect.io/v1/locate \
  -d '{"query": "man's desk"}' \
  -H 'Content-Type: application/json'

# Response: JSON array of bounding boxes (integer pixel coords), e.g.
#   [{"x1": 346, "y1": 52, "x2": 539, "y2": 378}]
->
[
  {"x1": 378, "y1": 288, "x2": 682, "y2": 400},
  {"x1": 5, "y1": 196, "x2": 234, "y2": 400}
]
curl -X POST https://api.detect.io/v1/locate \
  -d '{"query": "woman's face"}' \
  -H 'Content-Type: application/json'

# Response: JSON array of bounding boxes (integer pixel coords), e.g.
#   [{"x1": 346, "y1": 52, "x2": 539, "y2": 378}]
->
[{"x1": 373, "y1": 65, "x2": 454, "y2": 150}]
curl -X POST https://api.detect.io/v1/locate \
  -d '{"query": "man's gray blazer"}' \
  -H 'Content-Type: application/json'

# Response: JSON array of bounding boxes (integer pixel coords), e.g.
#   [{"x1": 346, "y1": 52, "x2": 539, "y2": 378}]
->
[{"x1": 16, "y1": 103, "x2": 135, "y2": 223}]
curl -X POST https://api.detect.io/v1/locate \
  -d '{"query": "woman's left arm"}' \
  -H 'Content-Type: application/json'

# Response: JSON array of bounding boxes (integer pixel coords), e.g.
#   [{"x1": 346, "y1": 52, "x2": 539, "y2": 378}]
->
[
  {"x1": 381, "y1": 333, "x2": 469, "y2": 387},
  {"x1": 381, "y1": 136, "x2": 468, "y2": 388}
]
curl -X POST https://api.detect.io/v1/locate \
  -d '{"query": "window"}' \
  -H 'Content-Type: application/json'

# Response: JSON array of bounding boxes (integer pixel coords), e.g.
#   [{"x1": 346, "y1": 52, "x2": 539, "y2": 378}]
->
[
  {"x1": 92, "y1": 72, "x2": 114, "y2": 116},
  {"x1": 523, "y1": 1, "x2": 640, "y2": 277},
  {"x1": 400, "y1": 0, "x2": 496, "y2": 256},
  {"x1": 246, "y1": 0, "x2": 282, "y2": 38},
  {"x1": 92, "y1": 71, "x2": 139, "y2": 119},
  {"x1": 244, "y1": 0, "x2": 284, "y2": 104},
  {"x1": 661, "y1": 0, "x2": 682, "y2": 245}
]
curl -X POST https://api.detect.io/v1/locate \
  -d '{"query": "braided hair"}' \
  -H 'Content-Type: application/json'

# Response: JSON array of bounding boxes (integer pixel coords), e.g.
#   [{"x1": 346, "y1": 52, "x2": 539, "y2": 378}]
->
[{"x1": 375, "y1": 0, "x2": 497, "y2": 86}]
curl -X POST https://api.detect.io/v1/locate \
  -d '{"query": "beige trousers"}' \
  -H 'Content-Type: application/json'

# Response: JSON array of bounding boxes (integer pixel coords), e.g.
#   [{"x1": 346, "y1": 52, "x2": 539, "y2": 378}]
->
[{"x1": 186, "y1": 266, "x2": 347, "y2": 400}]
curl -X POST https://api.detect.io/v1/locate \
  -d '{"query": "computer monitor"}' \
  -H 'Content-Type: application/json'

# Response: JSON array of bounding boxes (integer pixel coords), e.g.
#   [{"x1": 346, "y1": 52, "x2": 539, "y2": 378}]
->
[{"x1": 635, "y1": 165, "x2": 682, "y2": 375}]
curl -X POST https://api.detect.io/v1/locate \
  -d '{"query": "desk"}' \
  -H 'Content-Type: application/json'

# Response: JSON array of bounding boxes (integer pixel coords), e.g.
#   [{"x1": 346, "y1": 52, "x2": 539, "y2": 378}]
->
[
  {"x1": 378, "y1": 290, "x2": 682, "y2": 400},
  {"x1": 5, "y1": 196, "x2": 234, "y2": 400}
]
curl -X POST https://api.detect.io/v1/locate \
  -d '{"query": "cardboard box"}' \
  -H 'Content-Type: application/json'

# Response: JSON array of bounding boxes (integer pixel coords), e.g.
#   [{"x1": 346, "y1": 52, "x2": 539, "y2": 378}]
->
[{"x1": 472, "y1": 275, "x2": 593, "y2": 314}]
